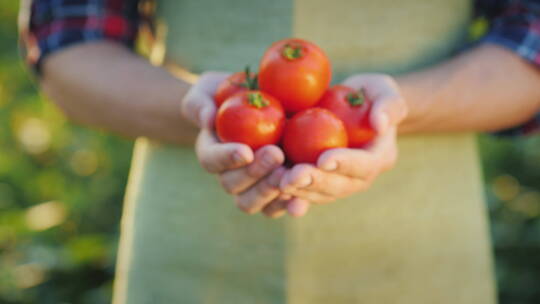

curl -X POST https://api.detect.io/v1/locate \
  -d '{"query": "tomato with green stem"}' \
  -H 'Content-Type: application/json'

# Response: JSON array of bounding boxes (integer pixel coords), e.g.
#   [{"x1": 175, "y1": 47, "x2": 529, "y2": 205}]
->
[
  {"x1": 259, "y1": 38, "x2": 331, "y2": 114},
  {"x1": 214, "y1": 67, "x2": 258, "y2": 107},
  {"x1": 318, "y1": 85, "x2": 376, "y2": 148},
  {"x1": 216, "y1": 91, "x2": 285, "y2": 150}
]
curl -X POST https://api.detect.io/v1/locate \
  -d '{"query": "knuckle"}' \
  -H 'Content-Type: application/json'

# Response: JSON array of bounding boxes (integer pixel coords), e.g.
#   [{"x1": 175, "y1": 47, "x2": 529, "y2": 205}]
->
[
  {"x1": 246, "y1": 161, "x2": 269, "y2": 179},
  {"x1": 235, "y1": 197, "x2": 257, "y2": 214},
  {"x1": 199, "y1": 157, "x2": 219, "y2": 173},
  {"x1": 220, "y1": 151, "x2": 241, "y2": 170},
  {"x1": 219, "y1": 176, "x2": 241, "y2": 195},
  {"x1": 257, "y1": 179, "x2": 278, "y2": 198},
  {"x1": 265, "y1": 210, "x2": 285, "y2": 219},
  {"x1": 227, "y1": 150, "x2": 247, "y2": 168}
]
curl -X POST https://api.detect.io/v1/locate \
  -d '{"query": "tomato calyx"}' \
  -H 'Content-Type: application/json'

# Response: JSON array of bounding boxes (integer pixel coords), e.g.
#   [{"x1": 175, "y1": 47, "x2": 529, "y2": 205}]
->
[
  {"x1": 282, "y1": 44, "x2": 304, "y2": 60},
  {"x1": 248, "y1": 92, "x2": 269, "y2": 108},
  {"x1": 346, "y1": 88, "x2": 367, "y2": 107},
  {"x1": 233, "y1": 66, "x2": 259, "y2": 90}
]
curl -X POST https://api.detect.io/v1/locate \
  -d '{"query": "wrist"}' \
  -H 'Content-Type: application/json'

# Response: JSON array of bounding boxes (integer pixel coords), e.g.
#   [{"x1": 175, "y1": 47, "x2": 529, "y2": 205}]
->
[{"x1": 394, "y1": 73, "x2": 430, "y2": 134}]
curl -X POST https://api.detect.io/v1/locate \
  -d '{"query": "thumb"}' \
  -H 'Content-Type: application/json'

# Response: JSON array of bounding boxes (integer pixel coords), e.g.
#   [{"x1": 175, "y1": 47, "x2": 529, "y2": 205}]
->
[
  {"x1": 198, "y1": 105, "x2": 216, "y2": 129},
  {"x1": 370, "y1": 94, "x2": 407, "y2": 133},
  {"x1": 182, "y1": 89, "x2": 217, "y2": 129},
  {"x1": 181, "y1": 71, "x2": 229, "y2": 128},
  {"x1": 342, "y1": 74, "x2": 407, "y2": 133}
]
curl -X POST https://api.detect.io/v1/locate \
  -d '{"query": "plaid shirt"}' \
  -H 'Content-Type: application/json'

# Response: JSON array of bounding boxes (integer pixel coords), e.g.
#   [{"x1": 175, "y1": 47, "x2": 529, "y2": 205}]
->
[{"x1": 19, "y1": 0, "x2": 540, "y2": 135}]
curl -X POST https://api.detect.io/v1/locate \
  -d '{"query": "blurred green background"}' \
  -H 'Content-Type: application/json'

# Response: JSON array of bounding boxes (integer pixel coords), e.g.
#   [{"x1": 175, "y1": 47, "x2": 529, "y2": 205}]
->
[{"x1": 1, "y1": 1, "x2": 539, "y2": 303}]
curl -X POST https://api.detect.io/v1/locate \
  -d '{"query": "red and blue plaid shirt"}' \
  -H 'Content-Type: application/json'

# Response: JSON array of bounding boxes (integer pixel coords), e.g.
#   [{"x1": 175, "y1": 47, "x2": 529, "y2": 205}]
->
[{"x1": 19, "y1": 0, "x2": 540, "y2": 135}]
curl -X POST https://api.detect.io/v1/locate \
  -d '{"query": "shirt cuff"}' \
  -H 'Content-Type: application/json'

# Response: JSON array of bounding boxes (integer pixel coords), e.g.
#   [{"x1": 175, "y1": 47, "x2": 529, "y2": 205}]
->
[{"x1": 20, "y1": 1, "x2": 139, "y2": 76}]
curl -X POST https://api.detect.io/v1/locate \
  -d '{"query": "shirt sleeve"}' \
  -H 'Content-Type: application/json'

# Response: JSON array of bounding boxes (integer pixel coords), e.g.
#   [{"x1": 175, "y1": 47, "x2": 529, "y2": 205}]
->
[
  {"x1": 19, "y1": 0, "x2": 141, "y2": 75},
  {"x1": 479, "y1": 0, "x2": 540, "y2": 136},
  {"x1": 481, "y1": 0, "x2": 540, "y2": 66}
]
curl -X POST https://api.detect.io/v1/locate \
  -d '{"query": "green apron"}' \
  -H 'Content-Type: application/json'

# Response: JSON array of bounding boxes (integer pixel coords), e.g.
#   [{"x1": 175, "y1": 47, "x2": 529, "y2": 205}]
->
[{"x1": 113, "y1": 0, "x2": 497, "y2": 303}]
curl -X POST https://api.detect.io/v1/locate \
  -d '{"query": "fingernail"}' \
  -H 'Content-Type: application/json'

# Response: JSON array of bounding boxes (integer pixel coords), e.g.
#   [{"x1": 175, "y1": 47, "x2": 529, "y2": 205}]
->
[
  {"x1": 267, "y1": 168, "x2": 285, "y2": 187},
  {"x1": 321, "y1": 161, "x2": 337, "y2": 171},
  {"x1": 232, "y1": 151, "x2": 245, "y2": 164},
  {"x1": 260, "y1": 151, "x2": 277, "y2": 168},
  {"x1": 296, "y1": 176, "x2": 312, "y2": 188}
]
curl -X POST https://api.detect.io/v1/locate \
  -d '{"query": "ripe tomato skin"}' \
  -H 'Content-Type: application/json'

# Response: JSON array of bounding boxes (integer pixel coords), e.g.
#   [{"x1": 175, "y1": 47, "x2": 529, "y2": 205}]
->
[
  {"x1": 259, "y1": 38, "x2": 332, "y2": 114},
  {"x1": 283, "y1": 108, "x2": 348, "y2": 164},
  {"x1": 318, "y1": 85, "x2": 376, "y2": 148},
  {"x1": 216, "y1": 91, "x2": 285, "y2": 150},
  {"x1": 214, "y1": 71, "x2": 257, "y2": 107}
]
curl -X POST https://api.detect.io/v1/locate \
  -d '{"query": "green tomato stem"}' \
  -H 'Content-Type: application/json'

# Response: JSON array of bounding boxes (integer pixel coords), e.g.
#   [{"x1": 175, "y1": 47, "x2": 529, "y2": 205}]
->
[
  {"x1": 282, "y1": 44, "x2": 304, "y2": 60},
  {"x1": 346, "y1": 89, "x2": 366, "y2": 106},
  {"x1": 248, "y1": 92, "x2": 269, "y2": 108}
]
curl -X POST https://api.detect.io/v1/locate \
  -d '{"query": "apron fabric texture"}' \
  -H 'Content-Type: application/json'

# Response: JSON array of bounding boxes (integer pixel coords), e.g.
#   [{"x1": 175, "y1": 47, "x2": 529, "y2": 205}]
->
[{"x1": 113, "y1": 0, "x2": 497, "y2": 303}]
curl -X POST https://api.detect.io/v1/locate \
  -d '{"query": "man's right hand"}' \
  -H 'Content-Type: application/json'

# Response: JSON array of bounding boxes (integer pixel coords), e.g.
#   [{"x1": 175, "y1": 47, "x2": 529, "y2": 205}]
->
[{"x1": 182, "y1": 72, "x2": 291, "y2": 217}]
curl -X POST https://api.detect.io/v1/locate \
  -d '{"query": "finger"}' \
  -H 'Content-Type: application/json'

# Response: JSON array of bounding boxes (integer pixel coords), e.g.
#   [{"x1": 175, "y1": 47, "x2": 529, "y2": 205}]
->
[
  {"x1": 280, "y1": 164, "x2": 314, "y2": 191},
  {"x1": 196, "y1": 129, "x2": 253, "y2": 173},
  {"x1": 281, "y1": 163, "x2": 367, "y2": 198},
  {"x1": 235, "y1": 167, "x2": 286, "y2": 214},
  {"x1": 283, "y1": 188, "x2": 335, "y2": 204},
  {"x1": 317, "y1": 148, "x2": 378, "y2": 179},
  {"x1": 262, "y1": 195, "x2": 290, "y2": 219},
  {"x1": 219, "y1": 145, "x2": 285, "y2": 194},
  {"x1": 342, "y1": 74, "x2": 399, "y2": 101},
  {"x1": 342, "y1": 74, "x2": 407, "y2": 130},
  {"x1": 317, "y1": 127, "x2": 398, "y2": 179},
  {"x1": 182, "y1": 87, "x2": 216, "y2": 129},
  {"x1": 366, "y1": 126, "x2": 397, "y2": 153},
  {"x1": 370, "y1": 95, "x2": 407, "y2": 133},
  {"x1": 365, "y1": 126, "x2": 398, "y2": 172},
  {"x1": 182, "y1": 72, "x2": 229, "y2": 128},
  {"x1": 287, "y1": 198, "x2": 310, "y2": 217}
]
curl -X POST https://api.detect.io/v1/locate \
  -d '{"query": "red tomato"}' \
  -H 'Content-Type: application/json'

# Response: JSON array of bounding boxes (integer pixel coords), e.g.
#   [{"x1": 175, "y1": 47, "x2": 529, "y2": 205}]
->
[
  {"x1": 214, "y1": 68, "x2": 258, "y2": 107},
  {"x1": 216, "y1": 91, "x2": 285, "y2": 150},
  {"x1": 283, "y1": 108, "x2": 348, "y2": 164},
  {"x1": 259, "y1": 38, "x2": 332, "y2": 114},
  {"x1": 318, "y1": 85, "x2": 376, "y2": 148}
]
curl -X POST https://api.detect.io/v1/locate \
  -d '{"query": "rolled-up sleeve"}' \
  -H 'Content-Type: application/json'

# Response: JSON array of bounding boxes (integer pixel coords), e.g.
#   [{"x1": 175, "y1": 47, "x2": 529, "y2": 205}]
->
[
  {"x1": 482, "y1": 0, "x2": 540, "y2": 66},
  {"x1": 19, "y1": 0, "x2": 141, "y2": 75}
]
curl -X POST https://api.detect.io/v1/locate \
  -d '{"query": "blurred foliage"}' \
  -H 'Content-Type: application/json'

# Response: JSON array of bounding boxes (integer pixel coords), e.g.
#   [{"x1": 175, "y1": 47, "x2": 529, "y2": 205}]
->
[
  {"x1": 0, "y1": 2, "x2": 132, "y2": 303},
  {"x1": 0, "y1": 1, "x2": 539, "y2": 303},
  {"x1": 481, "y1": 136, "x2": 540, "y2": 303}
]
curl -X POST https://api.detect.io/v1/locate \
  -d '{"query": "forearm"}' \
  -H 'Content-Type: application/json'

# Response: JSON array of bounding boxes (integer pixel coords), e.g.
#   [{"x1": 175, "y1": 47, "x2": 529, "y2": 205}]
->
[
  {"x1": 397, "y1": 44, "x2": 540, "y2": 134},
  {"x1": 41, "y1": 41, "x2": 197, "y2": 145}
]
